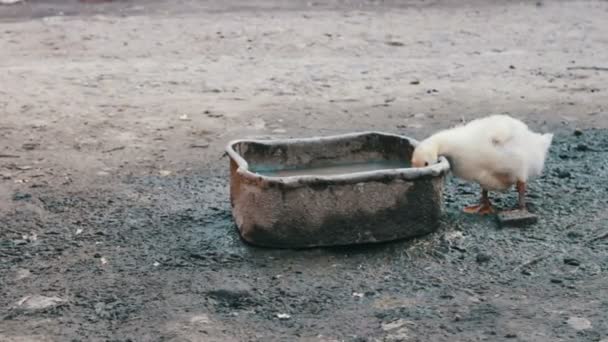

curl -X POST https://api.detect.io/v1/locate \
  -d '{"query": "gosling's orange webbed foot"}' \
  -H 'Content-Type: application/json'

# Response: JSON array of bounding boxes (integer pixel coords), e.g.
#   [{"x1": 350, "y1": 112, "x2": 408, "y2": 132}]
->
[{"x1": 463, "y1": 203, "x2": 495, "y2": 215}]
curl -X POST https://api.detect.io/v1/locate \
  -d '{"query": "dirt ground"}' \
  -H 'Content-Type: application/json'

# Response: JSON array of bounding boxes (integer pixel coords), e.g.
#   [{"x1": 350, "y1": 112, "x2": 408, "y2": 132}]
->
[{"x1": 1, "y1": 0, "x2": 608, "y2": 341}]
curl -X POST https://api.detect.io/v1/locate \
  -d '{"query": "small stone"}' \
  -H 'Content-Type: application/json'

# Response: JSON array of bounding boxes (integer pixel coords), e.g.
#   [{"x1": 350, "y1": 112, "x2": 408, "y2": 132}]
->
[
  {"x1": 22, "y1": 143, "x2": 39, "y2": 151},
  {"x1": 497, "y1": 209, "x2": 538, "y2": 227},
  {"x1": 476, "y1": 253, "x2": 492, "y2": 264},
  {"x1": 15, "y1": 295, "x2": 66, "y2": 310},
  {"x1": 556, "y1": 170, "x2": 572, "y2": 179},
  {"x1": 550, "y1": 278, "x2": 563, "y2": 284},
  {"x1": 410, "y1": 80, "x2": 420, "y2": 85},
  {"x1": 563, "y1": 258, "x2": 581, "y2": 266},
  {"x1": 12, "y1": 192, "x2": 32, "y2": 201},
  {"x1": 352, "y1": 292, "x2": 364, "y2": 299},
  {"x1": 566, "y1": 231, "x2": 584, "y2": 239},
  {"x1": 276, "y1": 313, "x2": 291, "y2": 320},
  {"x1": 505, "y1": 333, "x2": 517, "y2": 338},
  {"x1": 15, "y1": 269, "x2": 31, "y2": 280},
  {"x1": 567, "y1": 316, "x2": 592, "y2": 330},
  {"x1": 189, "y1": 143, "x2": 210, "y2": 149},
  {"x1": 575, "y1": 143, "x2": 590, "y2": 152},
  {"x1": 189, "y1": 314, "x2": 211, "y2": 324},
  {"x1": 382, "y1": 319, "x2": 409, "y2": 331},
  {"x1": 386, "y1": 41, "x2": 405, "y2": 47},
  {"x1": 509, "y1": 65, "x2": 516, "y2": 69},
  {"x1": 573, "y1": 129, "x2": 583, "y2": 136}
]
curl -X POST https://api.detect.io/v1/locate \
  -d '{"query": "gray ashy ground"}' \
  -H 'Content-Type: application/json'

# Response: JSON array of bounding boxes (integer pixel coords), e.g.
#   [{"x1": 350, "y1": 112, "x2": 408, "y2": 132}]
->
[{"x1": 1, "y1": 1, "x2": 608, "y2": 341}]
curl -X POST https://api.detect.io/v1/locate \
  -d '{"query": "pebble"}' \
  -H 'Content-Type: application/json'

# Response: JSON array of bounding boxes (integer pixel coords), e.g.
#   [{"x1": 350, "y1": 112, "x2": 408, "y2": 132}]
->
[
  {"x1": 22, "y1": 143, "x2": 39, "y2": 151},
  {"x1": 567, "y1": 316, "x2": 592, "y2": 330},
  {"x1": 550, "y1": 278, "x2": 563, "y2": 284},
  {"x1": 15, "y1": 269, "x2": 31, "y2": 280},
  {"x1": 276, "y1": 313, "x2": 291, "y2": 320},
  {"x1": 574, "y1": 129, "x2": 583, "y2": 136},
  {"x1": 476, "y1": 253, "x2": 492, "y2": 264},
  {"x1": 12, "y1": 192, "x2": 32, "y2": 201},
  {"x1": 555, "y1": 169, "x2": 572, "y2": 179},
  {"x1": 15, "y1": 295, "x2": 66, "y2": 310},
  {"x1": 563, "y1": 258, "x2": 581, "y2": 266},
  {"x1": 497, "y1": 209, "x2": 538, "y2": 227}
]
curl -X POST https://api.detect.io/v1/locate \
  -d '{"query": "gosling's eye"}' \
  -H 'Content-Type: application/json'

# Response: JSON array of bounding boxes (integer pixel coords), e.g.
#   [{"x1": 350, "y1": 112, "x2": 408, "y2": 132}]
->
[{"x1": 424, "y1": 162, "x2": 429, "y2": 166}]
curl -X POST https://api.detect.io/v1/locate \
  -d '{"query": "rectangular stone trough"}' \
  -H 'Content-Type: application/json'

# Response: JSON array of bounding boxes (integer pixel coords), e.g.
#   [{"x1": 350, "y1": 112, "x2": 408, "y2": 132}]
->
[{"x1": 226, "y1": 132, "x2": 450, "y2": 248}]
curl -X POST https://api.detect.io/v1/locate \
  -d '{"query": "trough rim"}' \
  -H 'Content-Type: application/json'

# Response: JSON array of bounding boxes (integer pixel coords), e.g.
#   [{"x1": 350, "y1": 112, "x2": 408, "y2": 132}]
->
[{"x1": 226, "y1": 131, "x2": 450, "y2": 188}]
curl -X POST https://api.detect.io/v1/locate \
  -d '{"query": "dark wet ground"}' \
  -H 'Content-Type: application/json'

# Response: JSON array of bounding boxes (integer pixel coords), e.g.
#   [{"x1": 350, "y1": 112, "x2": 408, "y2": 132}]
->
[{"x1": 1, "y1": 129, "x2": 608, "y2": 341}]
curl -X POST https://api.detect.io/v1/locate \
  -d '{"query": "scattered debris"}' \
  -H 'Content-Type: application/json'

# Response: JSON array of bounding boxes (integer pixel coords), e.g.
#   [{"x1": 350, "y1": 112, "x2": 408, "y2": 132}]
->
[
  {"x1": 15, "y1": 295, "x2": 66, "y2": 310},
  {"x1": 153, "y1": 261, "x2": 161, "y2": 267},
  {"x1": 514, "y1": 253, "x2": 550, "y2": 273},
  {"x1": 75, "y1": 228, "x2": 83, "y2": 235},
  {"x1": 100, "y1": 257, "x2": 108, "y2": 265},
  {"x1": 22, "y1": 233, "x2": 37, "y2": 242},
  {"x1": 12, "y1": 192, "x2": 32, "y2": 201},
  {"x1": 179, "y1": 114, "x2": 190, "y2": 121},
  {"x1": 189, "y1": 143, "x2": 210, "y2": 149},
  {"x1": 159, "y1": 170, "x2": 172, "y2": 177},
  {"x1": 381, "y1": 319, "x2": 412, "y2": 331},
  {"x1": 352, "y1": 292, "x2": 364, "y2": 299},
  {"x1": 22, "y1": 143, "x2": 39, "y2": 151},
  {"x1": 567, "y1": 66, "x2": 608, "y2": 72},
  {"x1": 276, "y1": 313, "x2": 291, "y2": 320},
  {"x1": 189, "y1": 314, "x2": 211, "y2": 324},
  {"x1": 102, "y1": 146, "x2": 125, "y2": 153},
  {"x1": 442, "y1": 231, "x2": 465, "y2": 250},
  {"x1": 10, "y1": 165, "x2": 33, "y2": 171},
  {"x1": 567, "y1": 317, "x2": 592, "y2": 330}
]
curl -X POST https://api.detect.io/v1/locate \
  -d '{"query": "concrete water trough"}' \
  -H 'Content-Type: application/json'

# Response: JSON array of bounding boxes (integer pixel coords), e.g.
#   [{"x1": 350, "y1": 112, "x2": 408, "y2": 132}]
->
[{"x1": 226, "y1": 131, "x2": 450, "y2": 248}]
